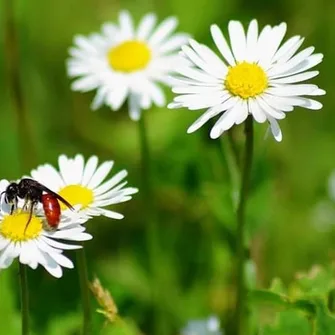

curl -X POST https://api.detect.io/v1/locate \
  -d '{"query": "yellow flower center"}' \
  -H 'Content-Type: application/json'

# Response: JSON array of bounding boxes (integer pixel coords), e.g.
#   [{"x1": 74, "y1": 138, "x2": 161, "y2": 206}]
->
[
  {"x1": 58, "y1": 185, "x2": 94, "y2": 209},
  {"x1": 107, "y1": 40, "x2": 151, "y2": 72},
  {"x1": 224, "y1": 61, "x2": 268, "y2": 99},
  {"x1": 0, "y1": 211, "x2": 43, "y2": 242}
]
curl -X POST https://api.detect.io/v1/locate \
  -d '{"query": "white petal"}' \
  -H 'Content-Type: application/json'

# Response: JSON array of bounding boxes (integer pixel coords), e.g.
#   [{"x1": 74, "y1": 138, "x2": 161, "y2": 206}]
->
[
  {"x1": 19, "y1": 242, "x2": 34, "y2": 265},
  {"x1": 177, "y1": 66, "x2": 221, "y2": 84},
  {"x1": 272, "y1": 36, "x2": 304, "y2": 63},
  {"x1": 82, "y1": 156, "x2": 99, "y2": 186},
  {"x1": 210, "y1": 24, "x2": 235, "y2": 66},
  {"x1": 101, "y1": 22, "x2": 118, "y2": 39},
  {"x1": 40, "y1": 251, "x2": 63, "y2": 278},
  {"x1": 0, "y1": 237, "x2": 10, "y2": 251},
  {"x1": 270, "y1": 71, "x2": 319, "y2": 84},
  {"x1": 210, "y1": 102, "x2": 243, "y2": 138},
  {"x1": 309, "y1": 88, "x2": 326, "y2": 96},
  {"x1": 71, "y1": 154, "x2": 85, "y2": 184},
  {"x1": 195, "y1": 44, "x2": 228, "y2": 74},
  {"x1": 248, "y1": 98, "x2": 267, "y2": 123},
  {"x1": 182, "y1": 44, "x2": 221, "y2": 78},
  {"x1": 257, "y1": 97, "x2": 286, "y2": 119},
  {"x1": 159, "y1": 34, "x2": 189, "y2": 54},
  {"x1": 50, "y1": 228, "x2": 86, "y2": 239},
  {"x1": 172, "y1": 85, "x2": 222, "y2": 94},
  {"x1": 49, "y1": 252, "x2": 74, "y2": 269},
  {"x1": 245, "y1": 19, "x2": 258, "y2": 62},
  {"x1": 167, "y1": 102, "x2": 183, "y2": 109},
  {"x1": 256, "y1": 25, "x2": 272, "y2": 63},
  {"x1": 228, "y1": 20, "x2": 247, "y2": 62},
  {"x1": 259, "y1": 23, "x2": 287, "y2": 69},
  {"x1": 129, "y1": 93, "x2": 142, "y2": 121},
  {"x1": 119, "y1": 10, "x2": 134, "y2": 39},
  {"x1": 88, "y1": 161, "x2": 114, "y2": 189},
  {"x1": 73, "y1": 35, "x2": 97, "y2": 53},
  {"x1": 262, "y1": 94, "x2": 294, "y2": 112},
  {"x1": 99, "y1": 208, "x2": 124, "y2": 219},
  {"x1": 187, "y1": 97, "x2": 237, "y2": 133},
  {"x1": 95, "y1": 186, "x2": 138, "y2": 202},
  {"x1": 189, "y1": 40, "x2": 227, "y2": 76},
  {"x1": 93, "y1": 170, "x2": 128, "y2": 196},
  {"x1": 0, "y1": 243, "x2": 15, "y2": 268},
  {"x1": 291, "y1": 97, "x2": 323, "y2": 110},
  {"x1": 58, "y1": 155, "x2": 75, "y2": 185},
  {"x1": 174, "y1": 92, "x2": 227, "y2": 110},
  {"x1": 268, "y1": 47, "x2": 315, "y2": 77},
  {"x1": 268, "y1": 117, "x2": 282, "y2": 142},
  {"x1": 106, "y1": 85, "x2": 128, "y2": 111},
  {"x1": 149, "y1": 17, "x2": 178, "y2": 46},
  {"x1": 71, "y1": 76, "x2": 99, "y2": 92},
  {"x1": 273, "y1": 54, "x2": 323, "y2": 79},
  {"x1": 234, "y1": 101, "x2": 249, "y2": 124},
  {"x1": 147, "y1": 82, "x2": 166, "y2": 107},
  {"x1": 137, "y1": 13, "x2": 157, "y2": 40},
  {"x1": 41, "y1": 236, "x2": 82, "y2": 250},
  {"x1": 91, "y1": 86, "x2": 108, "y2": 110},
  {"x1": 267, "y1": 84, "x2": 318, "y2": 97}
]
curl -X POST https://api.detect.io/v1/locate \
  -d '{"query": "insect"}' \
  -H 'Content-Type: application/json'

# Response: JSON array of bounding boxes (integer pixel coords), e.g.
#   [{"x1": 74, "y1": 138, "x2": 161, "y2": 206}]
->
[{"x1": 1, "y1": 178, "x2": 74, "y2": 230}]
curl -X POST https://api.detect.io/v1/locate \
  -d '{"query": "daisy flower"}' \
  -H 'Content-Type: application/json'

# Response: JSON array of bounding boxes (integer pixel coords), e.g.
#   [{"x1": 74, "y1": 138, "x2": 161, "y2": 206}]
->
[
  {"x1": 29, "y1": 154, "x2": 138, "y2": 220},
  {"x1": 168, "y1": 20, "x2": 325, "y2": 141},
  {"x1": 67, "y1": 10, "x2": 189, "y2": 120},
  {"x1": 0, "y1": 179, "x2": 92, "y2": 278}
]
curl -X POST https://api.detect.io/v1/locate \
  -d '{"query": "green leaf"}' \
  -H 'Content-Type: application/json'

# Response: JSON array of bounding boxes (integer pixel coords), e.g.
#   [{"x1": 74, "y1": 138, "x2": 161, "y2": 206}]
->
[
  {"x1": 249, "y1": 290, "x2": 291, "y2": 310},
  {"x1": 311, "y1": 299, "x2": 335, "y2": 335}
]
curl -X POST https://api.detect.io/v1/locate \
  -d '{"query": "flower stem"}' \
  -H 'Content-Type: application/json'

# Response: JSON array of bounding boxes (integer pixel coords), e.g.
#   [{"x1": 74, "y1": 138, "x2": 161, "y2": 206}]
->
[
  {"x1": 76, "y1": 246, "x2": 92, "y2": 335},
  {"x1": 138, "y1": 114, "x2": 164, "y2": 334},
  {"x1": 4, "y1": 0, "x2": 37, "y2": 171},
  {"x1": 220, "y1": 129, "x2": 241, "y2": 211},
  {"x1": 234, "y1": 116, "x2": 254, "y2": 335},
  {"x1": 19, "y1": 263, "x2": 30, "y2": 335}
]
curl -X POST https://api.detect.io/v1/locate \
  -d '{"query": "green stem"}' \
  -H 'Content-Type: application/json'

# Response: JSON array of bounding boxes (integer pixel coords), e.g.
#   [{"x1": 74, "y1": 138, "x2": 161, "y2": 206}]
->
[
  {"x1": 4, "y1": 0, "x2": 37, "y2": 171},
  {"x1": 220, "y1": 129, "x2": 241, "y2": 211},
  {"x1": 234, "y1": 117, "x2": 254, "y2": 335},
  {"x1": 19, "y1": 263, "x2": 29, "y2": 335},
  {"x1": 138, "y1": 114, "x2": 163, "y2": 334},
  {"x1": 76, "y1": 246, "x2": 92, "y2": 335},
  {"x1": 5, "y1": 1, "x2": 37, "y2": 334}
]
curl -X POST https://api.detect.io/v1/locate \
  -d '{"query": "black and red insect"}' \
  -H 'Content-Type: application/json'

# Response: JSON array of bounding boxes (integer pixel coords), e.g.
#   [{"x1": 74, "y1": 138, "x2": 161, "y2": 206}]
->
[{"x1": 1, "y1": 178, "x2": 74, "y2": 230}]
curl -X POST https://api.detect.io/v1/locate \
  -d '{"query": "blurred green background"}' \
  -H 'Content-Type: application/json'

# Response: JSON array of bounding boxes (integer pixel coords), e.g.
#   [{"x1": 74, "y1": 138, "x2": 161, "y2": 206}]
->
[{"x1": 1, "y1": 0, "x2": 335, "y2": 334}]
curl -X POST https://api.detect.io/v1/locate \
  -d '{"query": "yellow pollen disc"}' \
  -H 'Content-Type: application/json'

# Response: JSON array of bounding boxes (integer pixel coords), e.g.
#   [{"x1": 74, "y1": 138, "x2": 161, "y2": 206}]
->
[
  {"x1": 0, "y1": 211, "x2": 43, "y2": 242},
  {"x1": 224, "y1": 61, "x2": 268, "y2": 99},
  {"x1": 58, "y1": 185, "x2": 94, "y2": 209},
  {"x1": 107, "y1": 40, "x2": 151, "y2": 72}
]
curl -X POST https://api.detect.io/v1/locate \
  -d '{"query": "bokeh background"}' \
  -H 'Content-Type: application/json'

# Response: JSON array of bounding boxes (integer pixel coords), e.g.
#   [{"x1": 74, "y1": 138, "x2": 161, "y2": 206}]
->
[{"x1": 1, "y1": 0, "x2": 335, "y2": 334}]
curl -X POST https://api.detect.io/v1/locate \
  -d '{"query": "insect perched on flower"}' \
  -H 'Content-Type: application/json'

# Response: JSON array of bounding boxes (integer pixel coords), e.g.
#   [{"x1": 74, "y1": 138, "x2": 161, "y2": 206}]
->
[
  {"x1": 0, "y1": 179, "x2": 92, "y2": 277},
  {"x1": 67, "y1": 10, "x2": 189, "y2": 120},
  {"x1": 2, "y1": 178, "x2": 74, "y2": 231},
  {"x1": 169, "y1": 20, "x2": 325, "y2": 141}
]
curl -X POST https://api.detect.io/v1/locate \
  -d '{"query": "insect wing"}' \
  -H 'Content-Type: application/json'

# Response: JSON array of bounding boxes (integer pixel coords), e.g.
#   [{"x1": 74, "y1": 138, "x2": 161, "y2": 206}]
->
[{"x1": 25, "y1": 179, "x2": 75, "y2": 210}]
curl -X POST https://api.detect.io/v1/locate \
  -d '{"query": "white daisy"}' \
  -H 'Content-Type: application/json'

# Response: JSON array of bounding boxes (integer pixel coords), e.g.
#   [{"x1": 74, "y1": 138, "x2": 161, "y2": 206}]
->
[
  {"x1": 168, "y1": 20, "x2": 325, "y2": 141},
  {"x1": 29, "y1": 154, "x2": 138, "y2": 220},
  {"x1": 0, "y1": 179, "x2": 92, "y2": 278},
  {"x1": 67, "y1": 10, "x2": 189, "y2": 120}
]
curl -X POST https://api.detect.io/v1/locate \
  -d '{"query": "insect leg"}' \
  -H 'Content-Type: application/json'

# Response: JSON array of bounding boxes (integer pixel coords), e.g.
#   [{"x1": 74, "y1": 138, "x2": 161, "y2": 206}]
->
[
  {"x1": 24, "y1": 201, "x2": 37, "y2": 234},
  {"x1": 10, "y1": 198, "x2": 18, "y2": 215}
]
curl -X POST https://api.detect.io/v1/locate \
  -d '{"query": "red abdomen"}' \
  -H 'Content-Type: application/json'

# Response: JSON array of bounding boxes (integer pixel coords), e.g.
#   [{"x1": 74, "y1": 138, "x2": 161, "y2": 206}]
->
[{"x1": 41, "y1": 194, "x2": 61, "y2": 229}]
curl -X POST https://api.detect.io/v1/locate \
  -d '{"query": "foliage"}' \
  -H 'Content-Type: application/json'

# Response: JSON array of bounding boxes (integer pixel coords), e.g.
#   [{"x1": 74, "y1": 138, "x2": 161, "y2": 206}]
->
[{"x1": 0, "y1": 0, "x2": 334, "y2": 334}]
